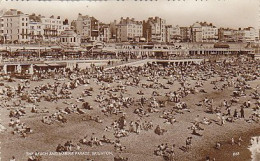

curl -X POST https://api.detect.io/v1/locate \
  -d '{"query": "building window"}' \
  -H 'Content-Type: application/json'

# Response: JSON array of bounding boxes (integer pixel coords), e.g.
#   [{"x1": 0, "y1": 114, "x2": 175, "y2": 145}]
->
[{"x1": 22, "y1": 23, "x2": 24, "y2": 26}]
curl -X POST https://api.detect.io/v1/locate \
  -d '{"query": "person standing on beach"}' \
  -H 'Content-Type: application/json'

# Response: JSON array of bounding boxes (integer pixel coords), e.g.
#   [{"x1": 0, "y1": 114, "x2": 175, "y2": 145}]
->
[
  {"x1": 238, "y1": 136, "x2": 243, "y2": 146},
  {"x1": 231, "y1": 138, "x2": 235, "y2": 145},
  {"x1": 135, "y1": 121, "x2": 141, "y2": 134},
  {"x1": 141, "y1": 96, "x2": 145, "y2": 107},
  {"x1": 233, "y1": 109, "x2": 238, "y2": 119},
  {"x1": 221, "y1": 115, "x2": 226, "y2": 125},
  {"x1": 247, "y1": 100, "x2": 251, "y2": 108},
  {"x1": 227, "y1": 107, "x2": 231, "y2": 116},
  {"x1": 129, "y1": 121, "x2": 135, "y2": 133},
  {"x1": 240, "y1": 107, "x2": 245, "y2": 118},
  {"x1": 186, "y1": 137, "x2": 192, "y2": 152}
]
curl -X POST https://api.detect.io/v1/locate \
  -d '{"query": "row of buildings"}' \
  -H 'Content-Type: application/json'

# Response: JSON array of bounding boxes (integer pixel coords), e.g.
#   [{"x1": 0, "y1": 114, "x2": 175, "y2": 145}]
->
[
  {"x1": 0, "y1": 9, "x2": 259, "y2": 46},
  {"x1": 0, "y1": 9, "x2": 71, "y2": 44}
]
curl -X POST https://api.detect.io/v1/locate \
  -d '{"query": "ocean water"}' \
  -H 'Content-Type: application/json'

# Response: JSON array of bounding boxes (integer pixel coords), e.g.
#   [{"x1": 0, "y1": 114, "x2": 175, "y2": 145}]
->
[{"x1": 248, "y1": 136, "x2": 260, "y2": 161}]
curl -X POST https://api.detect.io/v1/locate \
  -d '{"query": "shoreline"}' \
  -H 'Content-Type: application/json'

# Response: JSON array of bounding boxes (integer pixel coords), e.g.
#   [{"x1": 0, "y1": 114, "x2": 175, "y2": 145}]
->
[{"x1": 196, "y1": 126, "x2": 260, "y2": 161}]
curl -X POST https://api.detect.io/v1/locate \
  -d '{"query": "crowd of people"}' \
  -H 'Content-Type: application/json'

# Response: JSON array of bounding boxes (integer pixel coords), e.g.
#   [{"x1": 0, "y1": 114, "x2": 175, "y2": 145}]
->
[{"x1": 0, "y1": 54, "x2": 259, "y2": 161}]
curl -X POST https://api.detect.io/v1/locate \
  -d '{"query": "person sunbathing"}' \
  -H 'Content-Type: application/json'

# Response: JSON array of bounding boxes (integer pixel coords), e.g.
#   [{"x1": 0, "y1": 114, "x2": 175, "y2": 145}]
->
[
  {"x1": 27, "y1": 152, "x2": 42, "y2": 161},
  {"x1": 56, "y1": 144, "x2": 66, "y2": 152},
  {"x1": 215, "y1": 142, "x2": 221, "y2": 149},
  {"x1": 154, "y1": 125, "x2": 167, "y2": 135},
  {"x1": 9, "y1": 119, "x2": 15, "y2": 127},
  {"x1": 154, "y1": 144, "x2": 165, "y2": 156},
  {"x1": 101, "y1": 135, "x2": 113, "y2": 144},
  {"x1": 76, "y1": 108, "x2": 85, "y2": 114},
  {"x1": 137, "y1": 90, "x2": 144, "y2": 95},
  {"x1": 93, "y1": 116, "x2": 103, "y2": 123},
  {"x1": 93, "y1": 137, "x2": 103, "y2": 146},
  {"x1": 57, "y1": 114, "x2": 67, "y2": 123},
  {"x1": 76, "y1": 96, "x2": 84, "y2": 102},
  {"x1": 80, "y1": 136, "x2": 89, "y2": 145},
  {"x1": 114, "y1": 156, "x2": 128, "y2": 161},
  {"x1": 114, "y1": 140, "x2": 126, "y2": 151},
  {"x1": 192, "y1": 128, "x2": 202, "y2": 136},
  {"x1": 64, "y1": 107, "x2": 72, "y2": 114},
  {"x1": 201, "y1": 117, "x2": 212, "y2": 125}
]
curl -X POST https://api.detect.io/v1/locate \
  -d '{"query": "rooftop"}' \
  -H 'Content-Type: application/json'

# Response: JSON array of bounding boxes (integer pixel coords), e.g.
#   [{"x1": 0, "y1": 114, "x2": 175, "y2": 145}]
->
[{"x1": 118, "y1": 17, "x2": 143, "y2": 25}]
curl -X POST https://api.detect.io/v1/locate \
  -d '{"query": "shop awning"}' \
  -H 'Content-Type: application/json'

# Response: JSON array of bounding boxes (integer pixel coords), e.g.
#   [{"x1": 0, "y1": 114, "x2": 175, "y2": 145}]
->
[
  {"x1": 35, "y1": 64, "x2": 48, "y2": 67},
  {"x1": 47, "y1": 63, "x2": 66, "y2": 67}
]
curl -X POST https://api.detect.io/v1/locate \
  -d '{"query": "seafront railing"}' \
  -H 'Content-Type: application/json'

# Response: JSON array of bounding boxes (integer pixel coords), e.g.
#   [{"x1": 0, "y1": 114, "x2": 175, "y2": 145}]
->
[
  {"x1": 0, "y1": 53, "x2": 252, "y2": 65},
  {"x1": 0, "y1": 55, "x2": 203, "y2": 64}
]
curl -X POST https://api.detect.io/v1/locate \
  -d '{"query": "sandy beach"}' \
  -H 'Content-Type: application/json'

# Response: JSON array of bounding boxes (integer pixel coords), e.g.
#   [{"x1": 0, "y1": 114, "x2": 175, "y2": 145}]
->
[{"x1": 0, "y1": 58, "x2": 259, "y2": 161}]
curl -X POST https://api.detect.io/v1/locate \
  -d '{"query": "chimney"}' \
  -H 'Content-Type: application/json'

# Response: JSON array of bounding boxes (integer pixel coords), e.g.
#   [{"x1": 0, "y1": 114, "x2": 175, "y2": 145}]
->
[{"x1": 64, "y1": 19, "x2": 68, "y2": 25}]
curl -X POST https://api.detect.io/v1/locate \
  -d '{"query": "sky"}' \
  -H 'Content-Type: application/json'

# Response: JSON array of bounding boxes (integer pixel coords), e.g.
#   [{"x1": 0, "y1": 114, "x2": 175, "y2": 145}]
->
[{"x1": 0, "y1": 0, "x2": 259, "y2": 29}]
